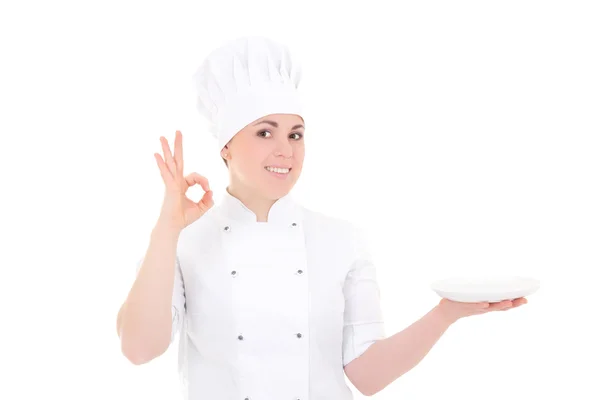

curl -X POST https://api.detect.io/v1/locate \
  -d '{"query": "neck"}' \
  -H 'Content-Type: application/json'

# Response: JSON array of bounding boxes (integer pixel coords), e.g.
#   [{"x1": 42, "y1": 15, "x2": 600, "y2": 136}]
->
[{"x1": 226, "y1": 185, "x2": 276, "y2": 222}]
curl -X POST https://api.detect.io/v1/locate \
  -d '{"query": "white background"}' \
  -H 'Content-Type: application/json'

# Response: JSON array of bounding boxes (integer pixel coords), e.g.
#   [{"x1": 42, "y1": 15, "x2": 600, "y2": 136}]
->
[{"x1": 1, "y1": 0, "x2": 598, "y2": 399}]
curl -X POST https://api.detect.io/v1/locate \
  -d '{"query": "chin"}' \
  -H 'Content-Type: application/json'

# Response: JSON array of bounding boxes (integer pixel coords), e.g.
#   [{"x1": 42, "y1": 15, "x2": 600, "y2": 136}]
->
[
  {"x1": 262, "y1": 183, "x2": 294, "y2": 200},
  {"x1": 258, "y1": 169, "x2": 300, "y2": 199}
]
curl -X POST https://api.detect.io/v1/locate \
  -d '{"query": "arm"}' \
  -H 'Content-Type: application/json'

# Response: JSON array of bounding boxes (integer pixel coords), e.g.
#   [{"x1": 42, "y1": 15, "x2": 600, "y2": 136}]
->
[
  {"x1": 345, "y1": 296, "x2": 526, "y2": 396},
  {"x1": 340, "y1": 224, "x2": 387, "y2": 395},
  {"x1": 344, "y1": 305, "x2": 453, "y2": 396},
  {"x1": 117, "y1": 219, "x2": 182, "y2": 365}
]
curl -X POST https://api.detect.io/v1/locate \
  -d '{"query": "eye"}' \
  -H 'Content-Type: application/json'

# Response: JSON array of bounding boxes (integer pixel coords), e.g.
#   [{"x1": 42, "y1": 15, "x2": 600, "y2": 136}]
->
[
  {"x1": 257, "y1": 129, "x2": 272, "y2": 138},
  {"x1": 290, "y1": 132, "x2": 304, "y2": 140}
]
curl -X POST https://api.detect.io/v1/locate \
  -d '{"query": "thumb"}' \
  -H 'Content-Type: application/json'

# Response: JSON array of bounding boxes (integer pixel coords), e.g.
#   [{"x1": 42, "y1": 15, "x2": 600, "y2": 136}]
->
[{"x1": 196, "y1": 189, "x2": 214, "y2": 211}]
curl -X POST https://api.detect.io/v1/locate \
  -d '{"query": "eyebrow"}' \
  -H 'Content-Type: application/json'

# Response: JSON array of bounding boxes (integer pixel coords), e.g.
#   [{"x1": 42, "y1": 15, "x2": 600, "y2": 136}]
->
[{"x1": 254, "y1": 120, "x2": 305, "y2": 130}]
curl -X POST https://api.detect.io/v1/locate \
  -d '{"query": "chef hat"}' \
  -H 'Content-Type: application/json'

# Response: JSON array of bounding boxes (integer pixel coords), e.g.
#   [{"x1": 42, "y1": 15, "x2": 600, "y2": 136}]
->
[{"x1": 192, "y1": 36, "x2": 304, "y2": 150}]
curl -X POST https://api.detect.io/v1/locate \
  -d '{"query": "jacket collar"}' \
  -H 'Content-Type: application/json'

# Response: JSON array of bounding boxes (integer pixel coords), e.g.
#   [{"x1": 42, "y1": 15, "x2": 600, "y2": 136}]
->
[{"x1": 217, "y1": 187, "x2": 300, "y2": 225}]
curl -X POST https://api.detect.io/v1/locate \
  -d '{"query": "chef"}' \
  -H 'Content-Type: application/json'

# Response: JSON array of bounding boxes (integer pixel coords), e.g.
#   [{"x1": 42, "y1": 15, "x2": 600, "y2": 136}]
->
[{"x1": 116, "y1": 36, "x2": 528, "y2": 399}]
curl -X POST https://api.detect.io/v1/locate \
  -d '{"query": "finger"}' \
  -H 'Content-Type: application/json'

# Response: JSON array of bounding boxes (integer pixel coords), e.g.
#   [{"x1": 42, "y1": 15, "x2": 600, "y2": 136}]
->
[
  {"x1": 488, "y1": 300, "x2": 513, "y2": 311},
  {"x1": 508, "y1": 298, "x2": 528, "y2": 309},
  {"x1": 154, "y1": 153, "x2": 174, "y2": 186},
  {"x1": 174, "y1": 130, "x2": 183, "y2": 174},
  {"x1": 160, "y1": 136, "x2": 177, "y2": 175},
  {"x1": 198, "y1": 189, "x2": 214, "y2": 210},
  {"x1": 185, "y1": 172, "x2": 211, "y2": 192}
]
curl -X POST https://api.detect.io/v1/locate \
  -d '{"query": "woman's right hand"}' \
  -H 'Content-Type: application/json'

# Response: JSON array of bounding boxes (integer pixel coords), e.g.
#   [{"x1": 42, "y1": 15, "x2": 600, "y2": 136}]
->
[{"x1": 154, "y1": 130, "x2": 214, "y2": 232}]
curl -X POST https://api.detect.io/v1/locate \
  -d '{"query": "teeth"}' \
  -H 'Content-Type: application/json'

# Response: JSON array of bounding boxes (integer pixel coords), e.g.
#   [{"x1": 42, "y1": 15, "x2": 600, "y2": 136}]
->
[{"x1": 266, "y1": 166, "x2": 290, "y2": 174}]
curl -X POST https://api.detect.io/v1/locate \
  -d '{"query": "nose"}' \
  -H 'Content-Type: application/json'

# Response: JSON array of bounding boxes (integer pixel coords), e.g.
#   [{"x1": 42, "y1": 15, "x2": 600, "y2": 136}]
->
[{"x1": 274, "y1": 138, "x2": 293, "y2": 158}]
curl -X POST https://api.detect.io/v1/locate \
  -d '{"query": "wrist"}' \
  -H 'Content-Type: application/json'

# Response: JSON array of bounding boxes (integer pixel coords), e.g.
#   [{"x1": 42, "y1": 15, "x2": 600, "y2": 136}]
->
[
  {"x1": 431, "y1": 303, "x2": 458, "y2": 328},
  {"x1": 153, "y1": 217, "x2": 182, "y2": 239}
]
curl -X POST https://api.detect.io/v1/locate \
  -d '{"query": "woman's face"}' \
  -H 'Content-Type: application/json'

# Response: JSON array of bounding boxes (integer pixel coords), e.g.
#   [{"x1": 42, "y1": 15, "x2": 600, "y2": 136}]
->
[{"x1": 223, "y1": 113, "x2": 305, "y2": 200}]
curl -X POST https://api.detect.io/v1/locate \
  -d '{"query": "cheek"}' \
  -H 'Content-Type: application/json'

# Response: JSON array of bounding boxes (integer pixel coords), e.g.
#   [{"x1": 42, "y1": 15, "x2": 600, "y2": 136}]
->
[
  {"x1": 294, "y1": 144, "x2": 305, "y2": 163},
  {"x1": 233, "y1": 153, "x2": 262, "y2": 179}
]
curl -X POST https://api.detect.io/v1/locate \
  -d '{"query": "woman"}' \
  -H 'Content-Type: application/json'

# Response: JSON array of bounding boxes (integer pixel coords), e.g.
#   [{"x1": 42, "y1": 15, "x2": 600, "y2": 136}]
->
[{"x1": 116, "y1": 36, "x2": 527, "y2": 398}]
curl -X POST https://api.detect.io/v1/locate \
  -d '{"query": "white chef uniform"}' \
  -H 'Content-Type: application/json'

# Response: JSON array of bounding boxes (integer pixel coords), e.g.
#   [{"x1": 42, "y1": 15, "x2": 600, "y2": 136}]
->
[
  {"x1": 134, "y1": 35, "x2": 387, "y2": 399},
  {"x1": 135, "y1": 188, "x2": 386, "y2": 399}
]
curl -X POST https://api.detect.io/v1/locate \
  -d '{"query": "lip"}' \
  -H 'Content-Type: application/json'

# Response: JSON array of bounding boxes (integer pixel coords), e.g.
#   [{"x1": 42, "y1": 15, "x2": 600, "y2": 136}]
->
[
  {"x1": 265, "y1": 166, "x2": 292, "y2": 179},
  {"x1": 265, "y1": 165, "x2": 292, "y2": 169}
]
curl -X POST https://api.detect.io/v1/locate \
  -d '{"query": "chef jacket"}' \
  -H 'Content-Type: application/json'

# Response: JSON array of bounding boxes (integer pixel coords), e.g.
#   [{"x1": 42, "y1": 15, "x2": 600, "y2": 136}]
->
[{"x1": 135, "y1": 189, "x2": 386, "y2": 399}]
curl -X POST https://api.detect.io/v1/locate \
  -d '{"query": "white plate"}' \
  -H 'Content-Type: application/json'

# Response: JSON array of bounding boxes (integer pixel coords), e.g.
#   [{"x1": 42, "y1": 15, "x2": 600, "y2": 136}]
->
[{"x1": 431, "y1": 276, "x2": 540, "y2": 303}]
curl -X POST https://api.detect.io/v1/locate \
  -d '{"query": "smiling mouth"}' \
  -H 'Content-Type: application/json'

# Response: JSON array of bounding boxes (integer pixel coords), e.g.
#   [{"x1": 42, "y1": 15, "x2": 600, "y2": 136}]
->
[{"x1": 265, "y1": 166, "x2": 291, "y2": 174}]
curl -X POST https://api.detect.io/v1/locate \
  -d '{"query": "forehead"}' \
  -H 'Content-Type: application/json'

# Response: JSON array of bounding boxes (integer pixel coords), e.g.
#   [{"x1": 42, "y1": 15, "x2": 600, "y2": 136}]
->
[{"x1": 255, "y1": 113, "x2": 304, "y2": 127}]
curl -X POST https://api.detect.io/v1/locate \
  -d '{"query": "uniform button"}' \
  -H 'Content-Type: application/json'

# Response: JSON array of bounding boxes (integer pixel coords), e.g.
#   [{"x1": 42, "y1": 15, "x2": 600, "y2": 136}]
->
[
  {"x1": 296, "y1": 269, "x2": 303, "y2": 275},
  {"x1": 231, "y1": 270, "x2": 237, "y2": 277},
  {"x1": 238, "y1": 335, "x2": 244, "y2": 341},
  {"x1": 296, "y1": 333, "x2": 302, "y2": 338},
  {"x1": 224, "y1": 226, "x2": 231, "y2": 232},
  {"x1": 291, "y1": 222, "x2": 297, "y2": 227}
]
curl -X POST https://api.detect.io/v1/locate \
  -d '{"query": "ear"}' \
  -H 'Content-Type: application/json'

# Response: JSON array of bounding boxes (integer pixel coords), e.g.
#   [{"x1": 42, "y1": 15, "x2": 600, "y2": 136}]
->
[{"x1": 221, "y1": 145, "x2": 229, "y2": 159}]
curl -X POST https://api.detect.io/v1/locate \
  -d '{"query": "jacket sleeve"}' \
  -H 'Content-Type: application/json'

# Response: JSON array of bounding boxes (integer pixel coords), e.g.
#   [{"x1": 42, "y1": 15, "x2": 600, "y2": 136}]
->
[
  {"x1": 135, "y1": 256, "x2": 185, "y2": 344},
  {"x1": 342, "y1": 225, "x2": 386, "y2": 367}
]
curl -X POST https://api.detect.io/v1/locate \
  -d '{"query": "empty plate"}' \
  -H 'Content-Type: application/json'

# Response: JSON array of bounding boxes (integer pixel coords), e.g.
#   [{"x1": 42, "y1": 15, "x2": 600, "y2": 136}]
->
[{"x1": 431, "y1": 276, "x2": 540, "y2": 303}]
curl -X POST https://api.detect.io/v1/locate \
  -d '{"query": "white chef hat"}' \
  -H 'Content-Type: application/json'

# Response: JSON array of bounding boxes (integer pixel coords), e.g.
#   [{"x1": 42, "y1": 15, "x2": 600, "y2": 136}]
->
[{"x1": 191, "y1": 36, "x2": 304, "y2": 151}]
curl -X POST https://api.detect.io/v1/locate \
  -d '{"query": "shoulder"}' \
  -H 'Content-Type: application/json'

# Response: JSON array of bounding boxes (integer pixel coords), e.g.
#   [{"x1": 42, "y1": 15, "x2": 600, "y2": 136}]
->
[
  {"x1": 299, "y1": 206, "x2": 372, "y2": 273},
  {"x1": 299, "y1": 205, "x2": 366, "y2": 247}
]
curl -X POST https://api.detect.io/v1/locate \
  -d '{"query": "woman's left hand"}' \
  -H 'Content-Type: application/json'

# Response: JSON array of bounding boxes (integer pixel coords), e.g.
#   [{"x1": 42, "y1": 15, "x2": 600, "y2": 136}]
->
[{"x1": 436, "y1": 297, "x2": 528, "y2": 325}]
